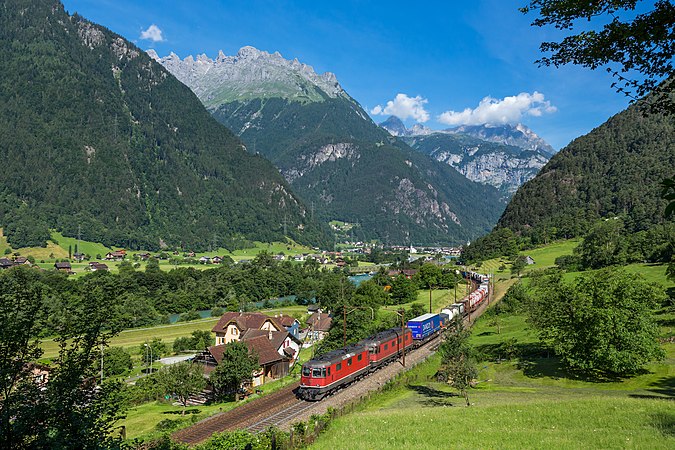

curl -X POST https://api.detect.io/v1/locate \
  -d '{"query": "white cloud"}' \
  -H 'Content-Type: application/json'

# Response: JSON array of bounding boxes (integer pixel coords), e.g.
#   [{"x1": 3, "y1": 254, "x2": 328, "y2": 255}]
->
[
  {"x1": 140, "y1": 24, "x2": 164, "y2": 42},
  {"x1": 438, "y1": 92, "x2": 556, "y2": 126},
  {"x1": 371, "y1": 93, "x2": 430, "y2": 123}
]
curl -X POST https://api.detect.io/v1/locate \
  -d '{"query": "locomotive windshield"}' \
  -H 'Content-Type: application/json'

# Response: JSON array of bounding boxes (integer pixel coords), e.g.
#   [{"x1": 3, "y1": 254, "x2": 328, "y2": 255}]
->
[
  {"x1": 312, "y1": 368, "x2": 326, "y2": 378},
  {"x1": 302, "y1": 366, "x2": 310, "y2": 377}
]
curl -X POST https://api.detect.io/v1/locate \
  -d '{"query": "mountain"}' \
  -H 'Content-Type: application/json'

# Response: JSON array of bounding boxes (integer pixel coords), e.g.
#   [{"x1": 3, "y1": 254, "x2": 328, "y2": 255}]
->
[
  {"x1": 497, "y1": 102, "x2": 675, "y2": 240},
  {"x1": 0, "y1": 0, "x2": 332, "y2": 251},
  {"x1": 155, "y1": 49, "x2": 505, "y2": 245},
  {"x1": 445, "y1": 123, "x2": 556, "y2": 157},
  {"x1": 378, "y1": 118, "x2": 549, "y2": 195},
  {"x1": 404, "y1": 133, "x2": 549, "y2": 196},
  {"x1": 378, "y1": 116, "x2": 408, "y2": 137}
]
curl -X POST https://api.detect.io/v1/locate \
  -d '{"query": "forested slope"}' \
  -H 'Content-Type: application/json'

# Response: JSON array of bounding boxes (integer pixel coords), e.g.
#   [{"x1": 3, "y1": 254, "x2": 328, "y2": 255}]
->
[
  {"x1": 498, "y1": 104, "x2": 674, "y2": 240},
  {"x1": 0, "y1": 0, "x2": 331, "y2": 250}
]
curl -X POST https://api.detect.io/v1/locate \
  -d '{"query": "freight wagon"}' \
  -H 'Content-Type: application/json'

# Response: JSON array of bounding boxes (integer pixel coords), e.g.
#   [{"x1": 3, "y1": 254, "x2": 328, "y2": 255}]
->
[{"x1": 406, "y1": 313, "x2": 442, "y2": 342}]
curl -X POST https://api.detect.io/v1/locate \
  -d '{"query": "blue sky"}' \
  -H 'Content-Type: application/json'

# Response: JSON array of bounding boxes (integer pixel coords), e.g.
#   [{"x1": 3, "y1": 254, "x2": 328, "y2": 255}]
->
[{"x1": 61, "y1": 0, "x2": 633, "y2": 149}]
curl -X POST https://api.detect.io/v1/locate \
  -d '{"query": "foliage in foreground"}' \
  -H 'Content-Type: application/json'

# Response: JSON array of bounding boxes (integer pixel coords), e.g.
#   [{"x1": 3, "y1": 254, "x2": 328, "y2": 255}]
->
[
  {"x1": 529, "y1": 268, "x2": 665, "y2": 377},
  {"x1": 0, "y1": 267, "x2": 126, "y2": 449}
]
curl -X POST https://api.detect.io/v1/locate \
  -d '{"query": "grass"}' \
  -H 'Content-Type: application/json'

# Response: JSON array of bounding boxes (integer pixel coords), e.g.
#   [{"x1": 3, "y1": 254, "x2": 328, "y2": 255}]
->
[
  {"x1": 120, "y1": 401, "x2": 225, "y2": 440},
  {"x1": 520, "y1": 239, "x2": 581, "y2": 270},
  {"x1": 51, "y1": 231, "x2": 112, "y2": 259},
  {"x1": 311, "y1": 394, "x2": 674, "y2": 449}
]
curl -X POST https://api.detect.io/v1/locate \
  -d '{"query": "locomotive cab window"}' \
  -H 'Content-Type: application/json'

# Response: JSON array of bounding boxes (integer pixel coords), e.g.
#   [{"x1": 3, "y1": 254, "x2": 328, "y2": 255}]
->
[
  {"x1": 312, "y1": 368, "x2": 326, "y2": 378},
  {"x1": 302, "y1": 367, "x2": 310, "y2": 377}
]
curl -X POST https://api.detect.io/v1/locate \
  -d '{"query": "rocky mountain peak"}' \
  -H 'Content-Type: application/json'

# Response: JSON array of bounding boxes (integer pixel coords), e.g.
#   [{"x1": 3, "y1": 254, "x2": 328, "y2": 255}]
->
[
  {"x1": 446, "y1": 123, "x2": 556, "y2": 156},
  {"x1": 152, "y1": 45, "x2": 346, "y2": 106}
]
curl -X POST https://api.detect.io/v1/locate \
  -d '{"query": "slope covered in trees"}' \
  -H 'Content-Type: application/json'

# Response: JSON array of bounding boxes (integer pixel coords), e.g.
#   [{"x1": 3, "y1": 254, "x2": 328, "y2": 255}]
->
[
  {"x1": 0, "y1": 0, "x2": 332, "y2": 251},
  {"x1": 497, "y1": 103, "x2": 674, "y2": 242}
]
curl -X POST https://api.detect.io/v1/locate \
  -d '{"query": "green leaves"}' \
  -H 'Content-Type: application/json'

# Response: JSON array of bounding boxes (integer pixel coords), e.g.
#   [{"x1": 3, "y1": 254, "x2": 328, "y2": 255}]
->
[
  {"x1": 529, "y1": 268, "x2": 665, "y2": 377},
  {"x1": 210, "y1": 341, "x2": 259, "y2": 401}
]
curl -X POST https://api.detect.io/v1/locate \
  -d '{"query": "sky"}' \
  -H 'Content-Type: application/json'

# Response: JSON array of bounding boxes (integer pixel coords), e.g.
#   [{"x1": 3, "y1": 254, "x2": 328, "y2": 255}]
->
[{"x1": 60, "y1": 0, "x2": 635, "y2": 150}]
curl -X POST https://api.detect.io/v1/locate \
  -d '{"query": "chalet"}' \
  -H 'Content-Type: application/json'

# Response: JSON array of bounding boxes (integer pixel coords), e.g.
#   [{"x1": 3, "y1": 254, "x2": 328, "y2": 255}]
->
[
  {"x1": 199, "y1": 256, "x2": 211, "y2": 264},
  {"x1": 138, "y1": 253, "x2": 151, "y2": 261},
  {"x1": 197, "y1": 334, "x2": 293, "y2": 387},
  {"x1": 73, "y1": 252, "x2": 86, "y2": 262},
  {"x1": 13, "y1": 256, "x2": 30, "y2": 266},
  {"x1": 54, "y1": 261, "x2": 72, "y2": 272},
  {"x1": 275, "y1": 314, "x2": 301, "y2": 339},
  {"x1": 240, "y1": 328, "x2": 301, "y2": 363},
  {"x1": 273, "y1": 254, "x2": 285, "y2": 261},
  {"x1": 211, "y1": 312, "x2": 284, "y2": 346},
  {"x1": 525, "y1": 256, "x2": 535, "y2": 265},
  {"x1": 105, "y1": 251, "x2": 126, "y2": 261},
  {"x1": 89, "y1": 262, "x2": 109, "y2": 272},
  {"x1": 0, "y1": 258, "x2": 13, "y2": 269},
  {"x1": 306, "y1": 312, "x2": 332, "y2": 342},
  {"x1": 293, "y1": 254, "x2": 306, "y2": 262},
  {"x1": 212, "y1": 256, "x2": 223, "y2": 264}
]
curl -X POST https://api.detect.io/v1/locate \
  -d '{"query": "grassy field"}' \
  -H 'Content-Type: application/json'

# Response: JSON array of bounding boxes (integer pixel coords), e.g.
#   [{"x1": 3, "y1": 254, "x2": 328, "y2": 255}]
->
[
  {"x1": 474, "y1": 239, "x2": 581, "y2": 279},
  {"x1": 39, "y1": 305, "x2": 311, "y2": 359},
  {"x1": 310, "y1": 272, "x2": 675, "y2": 449}
]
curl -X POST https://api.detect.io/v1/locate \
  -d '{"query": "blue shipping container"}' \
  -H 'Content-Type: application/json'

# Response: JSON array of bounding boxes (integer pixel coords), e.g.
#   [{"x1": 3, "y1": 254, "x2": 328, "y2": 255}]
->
[{"x1": 407, "y1": 313, "x2": 441, "y2": 340}]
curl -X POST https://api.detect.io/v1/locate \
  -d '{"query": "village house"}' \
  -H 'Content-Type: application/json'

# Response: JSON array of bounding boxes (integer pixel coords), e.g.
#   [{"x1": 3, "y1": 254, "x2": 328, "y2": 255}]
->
[
  {"x1": 73, "y1": 252, "x2": 86, "y2": 262},
  {"x1": 305, "y1": 311, "x2": 332, "y2": 342},
  {"x1": 211, "y1": 312, "x2": 284, "y2": 345},
  {"x1": 197, "y1": 331, "x2": 297, "y2": 387},
  {"x1": 275, "y1": 314, "x2": 301, "y2": 339},
  {"x1": 199, "y1": 256, "x2": 211, "y2": 264},
  {"x1": 88, "y1": 261, "x2": 109, "y2": 272},
  {"x1": 54, "y1": 261, "x2": 72, "y2": 272},
  {"x1": 525, "y1": 256, "x2": 536, "y2": 265},
  {"x1": 105, "y1": 250, "x2": 126, "y2": 261},
  {"x1": 13, "y1": 256, "x2": 30, "y2": 266},
  {"x1": 212, "y1": 256, "x2": 223, "y2": 264},
  {"x1": 0, "y1": 258, "x2": 13, "y2": 269}
]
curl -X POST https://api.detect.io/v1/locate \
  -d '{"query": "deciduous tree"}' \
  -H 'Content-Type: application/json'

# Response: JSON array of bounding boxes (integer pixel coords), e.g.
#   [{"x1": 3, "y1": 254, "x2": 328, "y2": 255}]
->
[
  {"x1": 521, "y1": 0, "x2": 675, "y2": 113},
  {"x1": 529, "y1": 268, "x2": 665, "y2": 377},
  {"x1": 210, "y1": 341, "x2": 259, "y2": 401},
  {"x1": 156, "y1": 362, "x2": 206, "y2": 415}
]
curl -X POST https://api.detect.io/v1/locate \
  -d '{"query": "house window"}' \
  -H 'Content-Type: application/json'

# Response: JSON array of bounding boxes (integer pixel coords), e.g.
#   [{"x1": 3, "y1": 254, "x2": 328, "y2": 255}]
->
[{"x1": 336, "y1": 363, "x2": 342, "y2": 371}]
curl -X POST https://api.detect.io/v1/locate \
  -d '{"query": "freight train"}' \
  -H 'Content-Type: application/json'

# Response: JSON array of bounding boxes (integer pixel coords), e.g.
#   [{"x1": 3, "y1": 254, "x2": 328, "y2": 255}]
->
[{"x1": 297, "y1": 271, "x2": 490, "y2": 401}]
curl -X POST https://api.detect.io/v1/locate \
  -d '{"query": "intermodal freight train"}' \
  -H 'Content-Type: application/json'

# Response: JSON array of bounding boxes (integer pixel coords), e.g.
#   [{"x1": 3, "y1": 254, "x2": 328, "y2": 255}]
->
[{"x1": 298, "y1": 271, "x2": 489, "y2": 401}]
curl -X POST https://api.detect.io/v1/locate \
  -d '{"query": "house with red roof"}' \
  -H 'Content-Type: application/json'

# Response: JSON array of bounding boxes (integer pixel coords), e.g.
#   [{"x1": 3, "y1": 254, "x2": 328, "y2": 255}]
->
[
  {"x1": 212, "y1": 312, "x2": 285, "y2": 346},
  {"x1": 196, "y1": 328, "x2": 301, "y2": 386}
]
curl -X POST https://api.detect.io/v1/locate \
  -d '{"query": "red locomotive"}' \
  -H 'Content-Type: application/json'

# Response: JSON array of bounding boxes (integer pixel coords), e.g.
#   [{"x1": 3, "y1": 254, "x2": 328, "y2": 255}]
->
[{"x1": 298, "y1": 327, "x2": 412, "y2": 401}]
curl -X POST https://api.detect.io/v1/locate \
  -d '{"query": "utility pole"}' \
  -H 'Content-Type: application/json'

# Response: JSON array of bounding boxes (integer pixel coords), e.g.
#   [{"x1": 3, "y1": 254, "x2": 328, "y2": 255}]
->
[
  {"x1": 400, "y1": 309, "x2": 406, "y2": 367},
  {"x1": 100, "y1": 342, "x2": 104, "y2": 384}
]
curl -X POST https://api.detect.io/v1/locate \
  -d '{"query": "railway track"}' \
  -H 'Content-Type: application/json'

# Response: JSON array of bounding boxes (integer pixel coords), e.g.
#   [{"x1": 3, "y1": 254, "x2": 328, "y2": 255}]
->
[{"x1": 171, "y1": 381, "x2": 300, "y2": 445}]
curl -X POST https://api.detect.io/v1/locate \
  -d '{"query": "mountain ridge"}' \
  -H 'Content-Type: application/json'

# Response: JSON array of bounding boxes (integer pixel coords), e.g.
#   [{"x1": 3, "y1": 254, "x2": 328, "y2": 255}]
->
[{"x1": 156, "y1": 48, "x2": 506, "y2": 245}]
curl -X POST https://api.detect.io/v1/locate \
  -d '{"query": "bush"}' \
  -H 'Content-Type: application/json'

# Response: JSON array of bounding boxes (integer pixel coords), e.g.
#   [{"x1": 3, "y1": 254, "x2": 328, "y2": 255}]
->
[
  {"x1": 555, "y1": 254, "x2": 581, "y2": 271},
  {"x1": 211, "y1": 307, "x2": 224, "y2": 317},
  {"x1": 179, "y1": 310, "x2": 201, "y2": 322}
]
